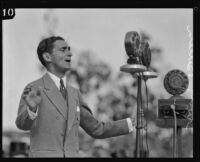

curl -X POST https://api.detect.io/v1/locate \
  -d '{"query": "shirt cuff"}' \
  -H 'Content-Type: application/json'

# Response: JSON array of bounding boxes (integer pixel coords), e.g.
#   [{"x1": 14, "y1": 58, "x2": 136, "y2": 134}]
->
[
  {"x1": 27, "y1": 106, "x2": 38, "y2": 120},
  {"x1": 126, "y1": 118, "x2": 135, "y2": 133}
]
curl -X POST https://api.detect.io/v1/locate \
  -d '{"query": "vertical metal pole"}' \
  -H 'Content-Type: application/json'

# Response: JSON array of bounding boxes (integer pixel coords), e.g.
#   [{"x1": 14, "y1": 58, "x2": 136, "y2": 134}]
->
[
  {"x1": 177, "y1": 126, "x2": 182, "y2": 157},
  {"x1": 135, "y1": 75, "x2": 142, "y2": 157}
]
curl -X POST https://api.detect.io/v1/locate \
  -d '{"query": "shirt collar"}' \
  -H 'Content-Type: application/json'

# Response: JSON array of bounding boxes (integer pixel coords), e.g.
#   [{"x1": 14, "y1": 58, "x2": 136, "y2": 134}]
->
[{"x1": 47, "y1": 71, "x2": 67, "y2": 89}]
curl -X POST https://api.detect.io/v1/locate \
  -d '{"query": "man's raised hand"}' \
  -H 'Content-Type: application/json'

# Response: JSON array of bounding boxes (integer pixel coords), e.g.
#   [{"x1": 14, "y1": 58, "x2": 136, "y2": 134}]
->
[{"x1": 23, "y1": 85, "x2": 42, "y2": 112}]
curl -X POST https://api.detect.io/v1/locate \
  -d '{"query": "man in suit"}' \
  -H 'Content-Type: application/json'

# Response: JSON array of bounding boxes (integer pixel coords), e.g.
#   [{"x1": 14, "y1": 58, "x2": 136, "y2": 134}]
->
[{"x1": 15, "y1": 36, "x2": 136, "y2": 157}]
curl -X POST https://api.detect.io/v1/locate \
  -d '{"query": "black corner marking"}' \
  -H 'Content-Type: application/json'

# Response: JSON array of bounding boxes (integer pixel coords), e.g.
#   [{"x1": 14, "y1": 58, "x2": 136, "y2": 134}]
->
[{"x1": 2, "y1": 8, "x2": 15, "y2": 20}]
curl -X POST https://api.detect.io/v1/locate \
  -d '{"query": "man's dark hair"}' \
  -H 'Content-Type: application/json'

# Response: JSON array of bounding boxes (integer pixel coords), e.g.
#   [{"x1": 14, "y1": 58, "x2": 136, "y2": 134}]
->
[{"x1": 37, "y1": 36, "x2": 65, "y2": 67}]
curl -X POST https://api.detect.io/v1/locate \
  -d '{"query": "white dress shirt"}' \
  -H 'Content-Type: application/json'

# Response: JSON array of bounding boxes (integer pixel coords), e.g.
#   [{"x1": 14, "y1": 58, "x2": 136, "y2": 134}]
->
[{"x1": 47, "y1": 71, "x2": 67, "y2": 89}]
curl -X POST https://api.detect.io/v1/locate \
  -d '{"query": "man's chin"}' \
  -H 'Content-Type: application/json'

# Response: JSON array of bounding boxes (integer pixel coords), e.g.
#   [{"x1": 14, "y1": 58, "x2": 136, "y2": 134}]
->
[{"x1": 64, "y1": 66, "x2": 72, "y2": 72}]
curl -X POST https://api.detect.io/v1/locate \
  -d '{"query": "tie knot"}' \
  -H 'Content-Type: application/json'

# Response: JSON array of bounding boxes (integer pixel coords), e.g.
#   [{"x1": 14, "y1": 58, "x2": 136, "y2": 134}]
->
[{"x1": 60, "y1": 79, "x2": 65, "y2": 88}]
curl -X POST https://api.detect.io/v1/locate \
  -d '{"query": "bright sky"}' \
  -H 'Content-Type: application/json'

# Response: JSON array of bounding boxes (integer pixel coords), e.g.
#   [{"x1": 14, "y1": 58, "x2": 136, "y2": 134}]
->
[{"x1": 3, "y1": 9, "x2": 193, "y2": 131}]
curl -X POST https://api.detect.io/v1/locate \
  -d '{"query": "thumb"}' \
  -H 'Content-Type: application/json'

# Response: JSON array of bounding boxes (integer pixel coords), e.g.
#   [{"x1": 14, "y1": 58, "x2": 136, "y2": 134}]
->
[{"x1": 36, "y1": 86, "x2": 43, "y2": 96}]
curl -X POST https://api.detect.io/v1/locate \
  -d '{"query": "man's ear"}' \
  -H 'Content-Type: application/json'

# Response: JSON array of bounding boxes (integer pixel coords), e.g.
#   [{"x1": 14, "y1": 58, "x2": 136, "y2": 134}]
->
[{"x1": 42, "y1": 52, "x2": 52, "y2": 63}]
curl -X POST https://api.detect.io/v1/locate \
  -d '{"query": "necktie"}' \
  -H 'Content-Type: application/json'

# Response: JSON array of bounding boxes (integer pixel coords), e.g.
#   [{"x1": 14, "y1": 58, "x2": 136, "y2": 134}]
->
[{"x1": 60, "y1": 79, "x2": 67, "y2": 100}]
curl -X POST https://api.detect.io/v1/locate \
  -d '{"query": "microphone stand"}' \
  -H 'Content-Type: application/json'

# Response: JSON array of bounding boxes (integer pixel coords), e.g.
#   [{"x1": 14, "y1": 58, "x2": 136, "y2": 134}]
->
[
  {"x1": 120, "y1": 64, "x2": 158, "y2": 157},
  {"x1": 120, "y1": 64, "x2": 146, "y2": 158},
  {"x1": 135, "y1": 73, "x2": 143, "y2": 157},
  {"x1": 121, "y1": 31, "x2": 158, "y2": 157},
  {"x1": 136, "y1": 71, "x2": 158, "y2": 157}
]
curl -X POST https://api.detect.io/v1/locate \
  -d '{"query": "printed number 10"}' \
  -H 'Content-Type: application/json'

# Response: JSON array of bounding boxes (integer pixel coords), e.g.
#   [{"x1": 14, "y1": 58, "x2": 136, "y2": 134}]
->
[{"x1": 3, "y1": 8, "x2": 15, "y2": 17}]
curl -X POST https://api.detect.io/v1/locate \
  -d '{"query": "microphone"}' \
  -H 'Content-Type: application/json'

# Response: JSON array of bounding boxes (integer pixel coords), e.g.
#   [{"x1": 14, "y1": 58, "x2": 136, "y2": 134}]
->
[
  {"x1": 120, "y1": 31, "x2": 158, "y2": 157},
  {"x1": 164, "y1": 69, "x2": 189, "y2": 96},
  {"x1": 139, "y1": 41, "x2": 151, "y2": 67},
  {"x1": 157, "y1": 69, "x2": 192, "y2": 158},
  {"x1": 120, "y1": 31, "x2": 146, "y2": 74},
  {"x1": 124, "y1": 31, "x2": 140, "y2": 58},
  {"x1": 120, "y1": 31, "x2": 157, "y2": 80},
  {"x1": 139, "y1": 41, "x2": 157, "y2": 79},
  {"x1": 157, "y1": 69, "x2": 192, "y2": 126}
]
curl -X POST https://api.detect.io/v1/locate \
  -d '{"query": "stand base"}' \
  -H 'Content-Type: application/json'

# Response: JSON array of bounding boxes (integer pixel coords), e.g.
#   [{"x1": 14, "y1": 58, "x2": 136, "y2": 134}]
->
[{"x1": 120, "y1": 64, "x2": 146, "y2": 73}]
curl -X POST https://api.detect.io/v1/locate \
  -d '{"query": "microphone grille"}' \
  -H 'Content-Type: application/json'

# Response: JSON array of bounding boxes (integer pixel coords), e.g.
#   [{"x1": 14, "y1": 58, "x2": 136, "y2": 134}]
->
[
  {"x1": 124, "y1": 31, "x2": 140, "y2": 57},
  {"x1": 164, "y1": 69, "x2": 189, "y2": 95}
]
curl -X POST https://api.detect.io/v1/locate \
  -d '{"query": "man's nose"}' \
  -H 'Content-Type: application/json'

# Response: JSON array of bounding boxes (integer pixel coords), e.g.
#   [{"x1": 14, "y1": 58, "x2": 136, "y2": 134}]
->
[{"x1": 66, "y1": 51, "x2": 72, "y2": 57}]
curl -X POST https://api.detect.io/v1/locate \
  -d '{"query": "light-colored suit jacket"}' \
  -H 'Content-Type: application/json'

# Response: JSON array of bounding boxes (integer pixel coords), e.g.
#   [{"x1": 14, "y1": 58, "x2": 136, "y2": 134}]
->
[{"x1": 15, "y1": 73, "x2": 129, "y2": 157}]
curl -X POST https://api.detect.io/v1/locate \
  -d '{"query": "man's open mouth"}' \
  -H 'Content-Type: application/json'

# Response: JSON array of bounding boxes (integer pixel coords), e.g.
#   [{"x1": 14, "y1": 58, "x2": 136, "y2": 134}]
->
[{"x1": 65, "y1": 59, "x2": 71, "y2": 63}]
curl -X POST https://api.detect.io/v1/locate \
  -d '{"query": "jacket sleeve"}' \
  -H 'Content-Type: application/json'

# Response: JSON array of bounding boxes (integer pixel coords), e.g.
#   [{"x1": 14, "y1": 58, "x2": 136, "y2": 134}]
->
[
  {"x1": 15, "y1": 84, "x2": 37, "y2": 131},
  {"x1": 78, "y1": 90, "x2": 130, "y2": 139}
]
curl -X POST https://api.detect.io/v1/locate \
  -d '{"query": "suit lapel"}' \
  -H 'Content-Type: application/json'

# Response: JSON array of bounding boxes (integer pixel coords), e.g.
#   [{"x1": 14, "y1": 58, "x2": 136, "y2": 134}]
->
[
  {"x1": 42, "y1": 73, "x2": 67, "y2": 120},
  {"x1": 66, "y1": 82, "x2": 77, "y2": 135}
]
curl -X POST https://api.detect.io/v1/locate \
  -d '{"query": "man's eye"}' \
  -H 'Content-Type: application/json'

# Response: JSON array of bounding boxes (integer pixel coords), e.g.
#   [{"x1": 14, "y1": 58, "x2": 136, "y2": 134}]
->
[
  {"x1": 61, "y1": 47, "x2": 70, "y2": 51},
  {"x1": 65, "y1": 46, "x2": 70, "y2": 51}
]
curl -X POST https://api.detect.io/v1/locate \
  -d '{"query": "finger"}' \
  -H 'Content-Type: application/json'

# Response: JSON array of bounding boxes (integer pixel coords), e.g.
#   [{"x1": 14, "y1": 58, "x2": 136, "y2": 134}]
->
[
  {"x1": 36, "y1": 86, "x2": 43, "y2": 96},
  {"x1": 24, "y1": 89, "x2": 36, "y2": 98},
  {"x1": 24, "y1": 87, "x2": 32, "y2": 94},
  {"x1": 26, "y1": 84, "x2": 33, "y2": 89},
  {"x1": 25, "y1": 86, "x2": 32, "y2": 90},
  {"x1": 23, "y1": 94, "x2": 28, "y2": 100},
  {"x1": 23, "y1": 88, "x2": 34, "y2": 96},
  {"x1": 24, "y1": 87, "x2": 32, "y2": 92},
  {"x1": 23, "y1": 90, "x2": 30, "y2": 95}
]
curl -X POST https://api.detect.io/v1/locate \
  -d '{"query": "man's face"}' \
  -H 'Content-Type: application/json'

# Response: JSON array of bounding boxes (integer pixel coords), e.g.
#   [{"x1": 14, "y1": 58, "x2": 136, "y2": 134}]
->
[{"x1": 49, "y1": 39, "x2": 72, "y2": 73}]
